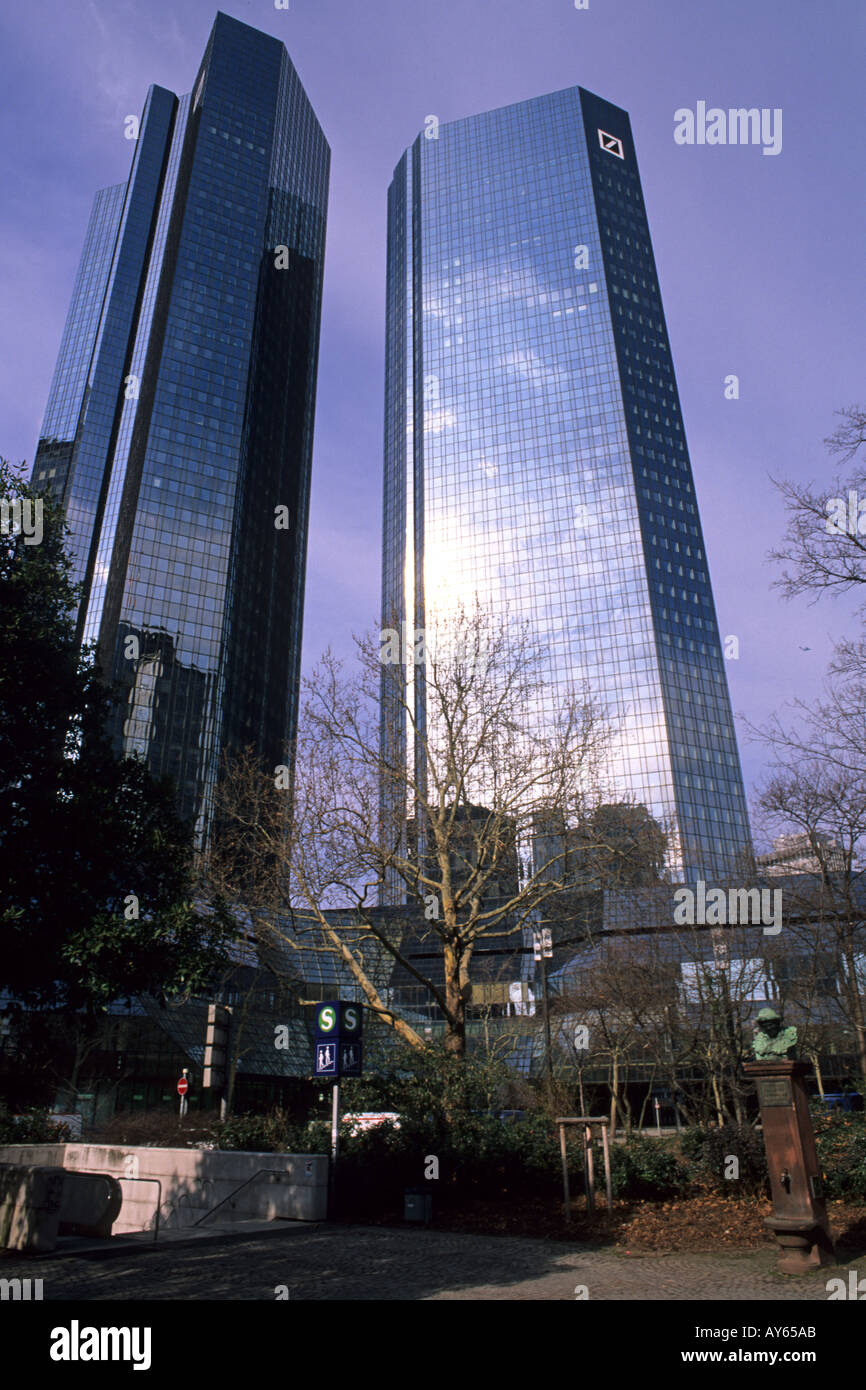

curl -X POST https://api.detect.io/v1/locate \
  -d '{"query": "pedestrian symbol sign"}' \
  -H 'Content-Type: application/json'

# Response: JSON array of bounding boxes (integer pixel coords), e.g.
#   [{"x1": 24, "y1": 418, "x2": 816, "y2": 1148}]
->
[
  {"x1": 315, "y1": 1042, "x2": 337, "y2": 1075},
  {"x1": 340, "y1": 1042, "x2": 362, "y2": 1077}
]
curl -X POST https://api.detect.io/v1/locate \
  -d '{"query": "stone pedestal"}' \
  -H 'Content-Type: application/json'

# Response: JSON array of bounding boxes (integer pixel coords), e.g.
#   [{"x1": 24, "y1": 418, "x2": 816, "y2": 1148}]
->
[{"x1": 744, "y1": 1059, "x2": 836, "y2": 1274}]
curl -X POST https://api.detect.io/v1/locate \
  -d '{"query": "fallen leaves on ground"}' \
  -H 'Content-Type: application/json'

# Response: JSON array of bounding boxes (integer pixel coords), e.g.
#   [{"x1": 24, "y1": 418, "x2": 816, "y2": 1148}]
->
[{"x1": 351, "y1": 1188, "x2": 865, "y2": 1255}]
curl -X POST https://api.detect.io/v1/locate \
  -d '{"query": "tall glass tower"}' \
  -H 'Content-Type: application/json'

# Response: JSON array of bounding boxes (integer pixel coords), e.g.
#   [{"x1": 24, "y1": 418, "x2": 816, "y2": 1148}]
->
[
  {"x1": 382, "y1": 86, "x2": 751, "y2": 882},
  {"x1": 32, "y1": 13, "x2": 329, "y2": 838}
]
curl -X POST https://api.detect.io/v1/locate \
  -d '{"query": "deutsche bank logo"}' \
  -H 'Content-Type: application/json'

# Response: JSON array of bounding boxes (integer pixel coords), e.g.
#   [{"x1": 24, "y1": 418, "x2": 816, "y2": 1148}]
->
[{"x1": 598, "y1": 129, "x2": 624, "y2": 159}]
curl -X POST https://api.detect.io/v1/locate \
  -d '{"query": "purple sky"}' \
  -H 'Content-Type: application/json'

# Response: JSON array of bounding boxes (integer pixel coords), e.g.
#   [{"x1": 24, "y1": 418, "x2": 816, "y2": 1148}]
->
[{"x1": 2, "y1": 0, "x2": 863, "y2": 843}]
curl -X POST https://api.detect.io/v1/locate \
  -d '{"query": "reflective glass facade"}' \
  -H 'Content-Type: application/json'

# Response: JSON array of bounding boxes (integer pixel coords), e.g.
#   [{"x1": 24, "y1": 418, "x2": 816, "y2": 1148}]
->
[
  {"x1": 382, "y1": 86, "x2": 750, "y2": 882},
  {"x1": 32, "y1": 13, "x2": 329, "y2": 838}
]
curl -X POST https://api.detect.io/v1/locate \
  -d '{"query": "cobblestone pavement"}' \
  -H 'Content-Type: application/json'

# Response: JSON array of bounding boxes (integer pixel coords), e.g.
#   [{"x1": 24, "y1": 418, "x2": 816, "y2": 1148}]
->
[{"x1": 3, "y1": 1225, "x2": 863, "y2": 1300}]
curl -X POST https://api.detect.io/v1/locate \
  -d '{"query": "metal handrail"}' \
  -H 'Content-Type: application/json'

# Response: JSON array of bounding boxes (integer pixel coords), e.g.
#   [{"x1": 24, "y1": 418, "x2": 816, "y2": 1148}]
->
[{"x1": 192, "y1": 1168, "x2": 289, "y2": 1227}]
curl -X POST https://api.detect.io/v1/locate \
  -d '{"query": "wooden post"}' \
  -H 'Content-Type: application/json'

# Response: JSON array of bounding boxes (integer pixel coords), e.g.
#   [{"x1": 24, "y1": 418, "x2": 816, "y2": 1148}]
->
[
  {"x1": 584, "y1": 1123, "x2": 595, "y2": 1215},
  {"x1": 559, "y1": 1121, "x2": 570, "y2": 1223},
  {"x1": 601, "y1": 1120, "x2": 613, "y2": 1212},
  {"x1": 557, "y1": 1118, "x2": 612, "y2": 1220}
]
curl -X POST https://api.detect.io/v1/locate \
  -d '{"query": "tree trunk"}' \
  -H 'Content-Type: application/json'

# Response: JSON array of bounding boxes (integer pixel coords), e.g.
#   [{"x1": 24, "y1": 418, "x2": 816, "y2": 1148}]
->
[
  {"x1": 62, "y1": 1018, "x2": 103, "y2": 1114},
  {"x1": 811, "y1": 1051, "x2": 825, "y2": 1099},
  {"x1": 621, "y1": 1073, "x2": 633, "y2": 1137},
  {"x1": 711, "y1": 1071, "x2": 725, "y2": 1127},
  {"x1": 443, "y1": 943, "x2": 466, "y2": 1057},
  {"x1": 225, "y1": 1053, "x2": 238, "y2": 1118},
  {"x1": 609, "y1": 1054, "x2": 620, "y2": 1136},
  {"x1": 636, "y1": 1089, "x2": 651, "y2": 1133},
  {"x1": 225, "y1": 996, "x2": 251, "y2": 1118}
]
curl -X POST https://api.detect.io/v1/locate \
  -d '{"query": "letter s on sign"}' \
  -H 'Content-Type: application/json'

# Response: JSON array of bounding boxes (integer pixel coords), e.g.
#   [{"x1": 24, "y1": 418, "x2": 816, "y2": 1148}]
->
[{"x1": 344, "y1": 1007, "x2": 359, "y2": 1032}]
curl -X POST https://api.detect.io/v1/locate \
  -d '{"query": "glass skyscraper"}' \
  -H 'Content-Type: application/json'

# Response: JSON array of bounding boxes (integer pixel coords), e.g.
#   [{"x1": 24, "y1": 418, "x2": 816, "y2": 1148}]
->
[
  {"x1": 32, "y1": 13, "x2": 329, "y2": 838},
  {"x1": 382, "y1": 85, "x2": 751, "y2": 883}
]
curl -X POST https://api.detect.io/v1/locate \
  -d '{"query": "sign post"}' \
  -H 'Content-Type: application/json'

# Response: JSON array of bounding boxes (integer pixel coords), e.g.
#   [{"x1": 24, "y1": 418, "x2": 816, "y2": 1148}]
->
[
  {"x1": 177, "y1": 1069, "x2": 190, "y2": 1122},
  {"x1": 533, "y1": 928, "x2": 554, "y2": 1091},
  {"x1": 331, "y1": 1082, "x2": 340, "y2": 1168},
  {"x1": 313, "y1": 1003, "x2": 364, "y2": 1216}
]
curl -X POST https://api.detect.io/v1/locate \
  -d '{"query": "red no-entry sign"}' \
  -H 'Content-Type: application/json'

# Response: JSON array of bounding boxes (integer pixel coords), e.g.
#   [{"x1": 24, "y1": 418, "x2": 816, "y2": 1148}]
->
[{"x1": 177, "y1": 1077, "x2": 189, "y2": 1096}]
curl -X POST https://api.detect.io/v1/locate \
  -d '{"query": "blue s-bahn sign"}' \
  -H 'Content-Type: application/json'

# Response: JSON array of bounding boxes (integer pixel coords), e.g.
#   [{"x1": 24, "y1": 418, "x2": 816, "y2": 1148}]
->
[{"x1": 313, "y1": 1001, "x2": 363, "y2": 1077}]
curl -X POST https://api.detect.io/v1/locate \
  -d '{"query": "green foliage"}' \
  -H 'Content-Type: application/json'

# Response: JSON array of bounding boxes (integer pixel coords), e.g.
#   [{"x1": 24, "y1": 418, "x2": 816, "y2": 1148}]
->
[
  {"x1": 0, "y1": 460, "x2": 84, "y2": 798},
  {"x1": 0, "y1": 1101, "x2": 70, "y2": 1145},
  {"x1": 0, "y1": 458, "x2": 235, "y2": 1015},
  {"x1": 334, "y1": 1110, "x2": 568, "y2": 1215},
  {"x1": 678, "y1": 1123, "x2": 769, "y2": 1197},
  {"x1": 424, "y1": 1110, "x2": 563, "y2": 1193},
  {"x1": 338, "y1": 1043, "x2": 512, "y2": 1132},
  {"x1": 213, "y1": 1101, "x2": 568, "y2": 1210},
  {"x1": 679, "y1": 1113, "x2": 866, "y2": 1201},
  {"x1": 813, "y1": 1111, "x2": 866, "y2": 1200},
  {"x1": 171, "y1": 1103, "x2": 866, "y2": 1209},
  {"x1": 215, "y1": 1099, "x2": 694, "y2": 1215},
  {"x1": 609, "y1": 1135, "x2": 690, "y2": 1199},
  {"x1": 677, "y1": 1124, "x2": 707, "y2": 1164},
  {"x1": 338, "y1": 1120, "x2": 690, "y2": 1212},
  {"x1": 336, "y1": 1120, "x2": 423, "y2": 1210},
  {"x1": 216, "y1": 1108, "x2": 318, "y2": 1154}
]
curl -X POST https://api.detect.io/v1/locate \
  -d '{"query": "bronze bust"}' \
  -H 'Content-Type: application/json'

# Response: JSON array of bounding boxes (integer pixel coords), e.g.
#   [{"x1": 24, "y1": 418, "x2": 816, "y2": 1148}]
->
[{"x1": 751, "y1": 1006, "x2": 798, "y2": 1061}]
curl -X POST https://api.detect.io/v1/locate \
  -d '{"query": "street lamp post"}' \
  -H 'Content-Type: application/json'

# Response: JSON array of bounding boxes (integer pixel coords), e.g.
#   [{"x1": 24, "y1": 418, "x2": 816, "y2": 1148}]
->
[{"x1": 534, "y1": 928, "x2": 554, "y2": 1091}]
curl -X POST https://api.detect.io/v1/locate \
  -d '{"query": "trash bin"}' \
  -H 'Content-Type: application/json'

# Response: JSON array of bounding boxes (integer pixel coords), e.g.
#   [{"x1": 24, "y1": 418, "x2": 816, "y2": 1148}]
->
[
  {"x1": 404, "y1": 1187, "x2": 432, "y2": 1224},
  {"x1": 823, "y1": 1091, "x2": 863, "y2": 1113}
]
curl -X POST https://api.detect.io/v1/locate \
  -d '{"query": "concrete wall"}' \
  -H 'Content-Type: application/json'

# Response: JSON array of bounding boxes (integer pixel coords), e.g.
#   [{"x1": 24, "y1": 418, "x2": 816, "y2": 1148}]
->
[{"x1": 0, "y1": 1146, "x2": 328, "y2": 1233}]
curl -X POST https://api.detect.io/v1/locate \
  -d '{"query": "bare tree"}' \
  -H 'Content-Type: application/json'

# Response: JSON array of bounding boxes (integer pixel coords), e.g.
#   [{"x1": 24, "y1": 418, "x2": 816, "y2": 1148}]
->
[
  {"x1": 671, "y1": 923, "x2": 773, "y2": 1125},
  {"x1": 769, "y1": 405, "x2": 866, "y2": 605},
  {"x1": 758, "y1": 403, "x2": 866, "y2": 1084},
  {"x1": 753, "y1": 755, "x2": 866, "y2": 1084},
  {"x1": 207, "y1": 605, "x2": 626, "y2": 1060},
  {"x1": 763, "y1": 926, "x2": 846, "y2": 1098},
  {"x1": 557, "y1": 936, "x2": 682, "y2": 1134}
]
